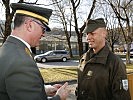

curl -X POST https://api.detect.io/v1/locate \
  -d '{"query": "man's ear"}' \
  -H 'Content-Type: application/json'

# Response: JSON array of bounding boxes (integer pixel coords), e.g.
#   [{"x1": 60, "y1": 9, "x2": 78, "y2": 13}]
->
[
  {"x1": 102, "y1": 28, "x2": 107, "y2": 38},
  {"x1": 25, "y1": 19, "x2": 33, "y2": 33}
]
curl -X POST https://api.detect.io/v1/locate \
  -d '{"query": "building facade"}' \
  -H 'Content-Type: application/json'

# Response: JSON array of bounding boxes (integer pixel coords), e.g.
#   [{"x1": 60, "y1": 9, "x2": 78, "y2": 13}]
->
[{"x1": 36, "y1": 33, "x2": 88, "y2": 55}]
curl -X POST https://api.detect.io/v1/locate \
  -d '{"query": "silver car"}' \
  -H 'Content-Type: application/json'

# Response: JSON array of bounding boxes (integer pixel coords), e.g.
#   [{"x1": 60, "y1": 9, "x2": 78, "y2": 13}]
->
[{"x1": 34, "y1": 50, "x2": 70, "y2": 63}]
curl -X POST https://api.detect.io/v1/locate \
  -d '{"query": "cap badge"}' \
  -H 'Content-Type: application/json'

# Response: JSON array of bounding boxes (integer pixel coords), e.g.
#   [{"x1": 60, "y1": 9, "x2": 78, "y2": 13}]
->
[
  {"x1": 25, "y1": 47, "x2": 32, "y2": 58},
  {"x1": 87, "y1": 70, "x2": 93, "y2": 77}
]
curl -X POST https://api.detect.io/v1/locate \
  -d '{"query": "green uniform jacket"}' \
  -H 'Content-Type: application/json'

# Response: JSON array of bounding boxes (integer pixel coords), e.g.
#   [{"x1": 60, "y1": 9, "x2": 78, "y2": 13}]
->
[
  {"x1": 0, "y1": 36, "x2": 60, "y2": 100},
  {"x1": 76, "y1": 44, "x2": 131, "y2": 100}
]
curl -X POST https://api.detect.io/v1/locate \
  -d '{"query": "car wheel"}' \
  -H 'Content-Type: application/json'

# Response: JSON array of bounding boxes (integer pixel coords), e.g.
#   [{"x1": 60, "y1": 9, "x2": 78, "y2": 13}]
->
[
  {"x1": 62, "y1": 57, "x2": 67, "y2": 62},
  {"x1": 41, "y1": 58, "x2": 47, "y2": 63},
  {"x1": 36, "y1": 58, "x2": 41, "y2": 62}
]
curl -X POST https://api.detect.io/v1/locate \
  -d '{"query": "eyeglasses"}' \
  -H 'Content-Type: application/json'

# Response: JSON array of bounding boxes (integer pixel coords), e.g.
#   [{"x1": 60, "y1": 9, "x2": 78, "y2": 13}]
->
[{"x1": 32, "y1": 20, "x2": 46, "y2": 33}]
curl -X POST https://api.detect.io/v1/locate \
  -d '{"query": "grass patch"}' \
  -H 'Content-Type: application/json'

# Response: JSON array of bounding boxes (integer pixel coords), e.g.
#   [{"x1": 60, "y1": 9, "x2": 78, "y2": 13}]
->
[
  {"x1": 126, "y1": 64, "x2": 133, "y2": 69},
  {"x1": 39, "y1": 64, "x2": 133, "y2": 83},
  {"x1": 126, "y1": 64, "x2": 133, "y2": 74},
  {"x1": 39, "y1": 67, "x2": 77, "y2": 83}
]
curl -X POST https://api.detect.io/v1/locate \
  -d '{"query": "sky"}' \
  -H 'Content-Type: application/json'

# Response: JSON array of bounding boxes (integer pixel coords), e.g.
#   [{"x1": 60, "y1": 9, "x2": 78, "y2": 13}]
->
[
  {"x1": 0, "y1": 0, "x2": 63, "y2": 29},
  {"x1": 0, "y1": 0, "x2": 51, "y2": 20},
  {"x1": 0, "y1": 0, "x2": 118, "y2": 31}
]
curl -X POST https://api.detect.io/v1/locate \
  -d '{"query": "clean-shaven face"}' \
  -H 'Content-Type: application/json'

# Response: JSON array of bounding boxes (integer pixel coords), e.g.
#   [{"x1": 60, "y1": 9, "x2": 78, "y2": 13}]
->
[
  {"x1": 31, "y1": 19, "x2": 46, "y2": 47},
  {"x1": 86, "y1": 28, "x2": 107, "y2": 52}
]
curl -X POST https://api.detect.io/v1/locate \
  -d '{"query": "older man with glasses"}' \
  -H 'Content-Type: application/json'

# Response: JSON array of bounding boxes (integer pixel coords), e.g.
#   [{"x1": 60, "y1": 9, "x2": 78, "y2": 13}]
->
[
  {"x1": 32, "y1": 20, "x2": 47, "y2": 34},
  {"x1": 0, "y1": 3, "x2": 70, "y2": 100}
]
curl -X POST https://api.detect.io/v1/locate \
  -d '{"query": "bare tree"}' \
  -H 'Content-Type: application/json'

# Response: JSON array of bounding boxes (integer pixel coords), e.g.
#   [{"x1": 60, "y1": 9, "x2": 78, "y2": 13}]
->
[
  {"x1": 106, "y1": 20, "x2": 120, "y2": 52},
  {"x1": 70, "y1": 0, "x2": 96, "y2": 57},
  {"x1": 2, "y1": 0, "x2": 14, "y2": 43},
  {"x1": 43, "y1": 0, "x2": 96, "y2": 57},
  {"x1": 96, "y1": 1, "x2": 121, "y2": 52},
  {"x1": 70, "y1": 0, "x2": 83, "y2": 57},
  {"x1": 51, "y1": 0, "x2": 73, "y2": 57},
  {"x1": 0, "y1": 20, "x2": 5, "y2": 38},
  {"x1": 1, "y1": 0, "x2": 24, "y2": 43},
  {"x1": 104, "y1": 0, "x2": 133, "y2": 64}
]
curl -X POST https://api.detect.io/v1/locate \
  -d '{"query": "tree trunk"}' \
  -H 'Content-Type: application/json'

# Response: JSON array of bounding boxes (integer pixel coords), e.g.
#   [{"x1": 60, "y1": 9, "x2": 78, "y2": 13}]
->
[
  {"x1": 2, "y1": 0, "x2": 24, "y2": 43},
  {"x1": 126, "y1": 43, "x2": 131, "y2": 64},
  {"x1": 77, "y1": 34, "x2": 83, "y2": 57},
  {"x1": 65, "y1": 31, "x2": 73, "y2": 58},
  {"x1": 3, "y1": 15, "x2": 12, "y2": 43}
]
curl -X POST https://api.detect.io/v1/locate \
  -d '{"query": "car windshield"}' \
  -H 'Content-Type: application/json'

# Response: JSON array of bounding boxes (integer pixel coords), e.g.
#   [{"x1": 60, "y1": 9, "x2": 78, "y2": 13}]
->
[{"x1": 44, "y1": 51, "x2": 53, "y2": 55}]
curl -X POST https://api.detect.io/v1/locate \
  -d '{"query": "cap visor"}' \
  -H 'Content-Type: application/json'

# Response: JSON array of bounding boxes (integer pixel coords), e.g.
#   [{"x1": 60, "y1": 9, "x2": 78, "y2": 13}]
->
[
  {"x1": 42, "y1": 22, "x2": 51, "y2": 32},
  {"x1": 83, "y1": 25, "x2": 99, "y2": 33}
]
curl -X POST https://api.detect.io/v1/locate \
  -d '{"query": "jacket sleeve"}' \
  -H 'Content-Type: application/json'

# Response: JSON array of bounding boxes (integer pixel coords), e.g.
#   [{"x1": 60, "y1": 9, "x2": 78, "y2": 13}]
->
[
  {"x1": 5, "y1": 57, "x2": 60, "y2": 100},
  {"x1": 110, "y1": 56, "x2": 131, "y2": 100}
]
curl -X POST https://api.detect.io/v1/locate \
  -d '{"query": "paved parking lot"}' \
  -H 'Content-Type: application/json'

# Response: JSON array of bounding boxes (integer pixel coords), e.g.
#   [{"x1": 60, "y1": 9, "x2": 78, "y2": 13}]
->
[
  {"x1": 37, "y1": 60, "x2": 79, "y2": 68},
  {"x1": 37, "y1": 58, "x2": 133, "y2": 68}
]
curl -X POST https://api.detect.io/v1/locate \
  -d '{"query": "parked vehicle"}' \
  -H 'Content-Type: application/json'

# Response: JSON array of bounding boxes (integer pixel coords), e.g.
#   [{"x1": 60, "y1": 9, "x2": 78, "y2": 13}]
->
[
  {"x1": 123, "y1": 49, "x2": 133, "y2": 55},
  {"x1": 34, "y1": 50, "x2": 70, "y2": 63},
  {"x1": 130, "y1": 49, "x2": 133, "y2": 55}
]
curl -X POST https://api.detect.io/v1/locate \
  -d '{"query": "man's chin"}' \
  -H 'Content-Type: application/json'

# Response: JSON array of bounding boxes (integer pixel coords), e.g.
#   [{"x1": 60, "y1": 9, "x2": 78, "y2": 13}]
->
[
  {"x1": 89, "y1": 45, "x2": 94, "y2": 48},
  {"x1": 35, "y1": 44, "x2": 39, "y2": 47}
]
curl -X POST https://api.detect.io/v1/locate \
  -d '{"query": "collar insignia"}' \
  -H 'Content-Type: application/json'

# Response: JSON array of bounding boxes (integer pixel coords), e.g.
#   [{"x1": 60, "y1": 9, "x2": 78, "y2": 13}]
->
[{"x1": 25, "y1": 47, "x2": 32, "y2": 58}]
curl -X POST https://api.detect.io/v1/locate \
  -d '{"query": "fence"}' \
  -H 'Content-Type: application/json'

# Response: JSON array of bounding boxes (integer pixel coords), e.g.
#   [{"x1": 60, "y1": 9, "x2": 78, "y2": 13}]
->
[{"x1": 127, "y1": 71, "x2": 133, "y2": 100}]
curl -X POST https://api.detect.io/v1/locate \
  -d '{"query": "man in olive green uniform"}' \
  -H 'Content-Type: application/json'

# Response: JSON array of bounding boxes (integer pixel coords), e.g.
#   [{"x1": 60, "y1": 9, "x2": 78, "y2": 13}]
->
[
  {"x1": 76, "y1": 18, "x2": 131, "y2": 100},
  {"x1": 0, "y1": 3, "x2": 70, "y2": 100}
]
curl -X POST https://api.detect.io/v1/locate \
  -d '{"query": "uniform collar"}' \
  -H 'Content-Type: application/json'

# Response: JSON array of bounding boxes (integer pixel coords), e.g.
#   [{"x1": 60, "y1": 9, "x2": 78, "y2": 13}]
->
[
  {"x1": 10, "y1": 35, "x2": 32, "y2": 53},
  {"x1": 85, "y1": 43, "x2": 110, "y2": 65}
]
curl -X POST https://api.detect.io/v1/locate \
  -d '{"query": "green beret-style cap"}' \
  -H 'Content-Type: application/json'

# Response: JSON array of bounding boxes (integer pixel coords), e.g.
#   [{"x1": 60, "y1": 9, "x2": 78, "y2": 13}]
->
[
  {"x1": 10, "y1": 3, "x2": 53, "y2": 31},
  {"x1": 83, "y1": 18, "x2": 106, "y2": 33}
]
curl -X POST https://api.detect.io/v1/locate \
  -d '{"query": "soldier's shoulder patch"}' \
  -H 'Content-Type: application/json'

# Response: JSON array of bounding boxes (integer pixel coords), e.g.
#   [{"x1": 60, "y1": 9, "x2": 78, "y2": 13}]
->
[{"x1": 122, "y1": 79, "x2": 128, "y2": 91}]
